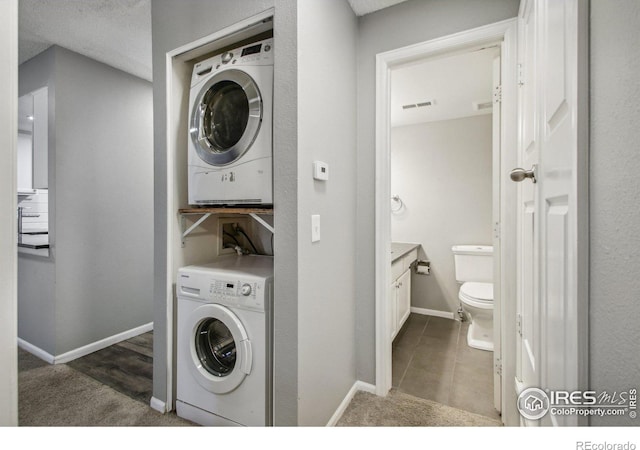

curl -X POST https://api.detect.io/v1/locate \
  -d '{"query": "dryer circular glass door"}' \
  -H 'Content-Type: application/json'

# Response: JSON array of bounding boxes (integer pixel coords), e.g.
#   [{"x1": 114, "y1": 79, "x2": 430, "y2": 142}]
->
[
  {"x1": 186, "y1": 303, "x2": 252, "y2": 394},
  {"x1": 190, "y1": 69, "x2": 263, "y2": 166}
]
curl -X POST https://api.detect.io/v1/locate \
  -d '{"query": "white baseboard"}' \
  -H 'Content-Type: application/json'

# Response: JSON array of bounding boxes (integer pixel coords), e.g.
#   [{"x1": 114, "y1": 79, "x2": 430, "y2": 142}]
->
[
  {"x1": 355, "y1": 380, "x2": 376, "y2": 394},
  {"x1": 17, "y1": 338, "x2": 55, "y2": 364},
  {"x1": 150, "y1": 396, "x2": 167, "y2": 414},
  {"x1": 410, "y1": 307, "x2": 455, "y2": 320},
  {"x1": 326, "y1": 380, "x2": 377, "y2": 427},
  {"x1": 18, "y1": 322, "x2": 153, "y2": 365}
]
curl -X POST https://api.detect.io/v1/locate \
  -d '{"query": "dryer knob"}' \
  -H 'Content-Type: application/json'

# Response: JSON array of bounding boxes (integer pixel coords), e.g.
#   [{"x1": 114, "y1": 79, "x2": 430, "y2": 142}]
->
[
  {"x1": 222, "y1": 52, "x2": 233, "y2": 64},
  {"x1": 241, "y1": 284, "x2": 252, "y2": 296}
]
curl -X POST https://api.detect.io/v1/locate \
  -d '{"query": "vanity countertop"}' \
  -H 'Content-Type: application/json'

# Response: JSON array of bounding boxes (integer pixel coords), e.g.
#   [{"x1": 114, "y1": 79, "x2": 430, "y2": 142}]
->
[
  {"x1": 391, "y1": 242, "x2": 420, "y2": 263},
  {"x1": 18, "y1": 233, "x2": 50, "y2": 249}
]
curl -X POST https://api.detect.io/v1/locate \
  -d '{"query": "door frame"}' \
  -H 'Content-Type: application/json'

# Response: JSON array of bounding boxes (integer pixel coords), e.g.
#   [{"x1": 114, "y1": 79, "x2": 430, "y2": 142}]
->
[
  {"x1": 374, "y1": 18, "x2": 520, "y2": 424},
  {"x1": 0, "y1": 0, "x2": 19, "y2": 426}
]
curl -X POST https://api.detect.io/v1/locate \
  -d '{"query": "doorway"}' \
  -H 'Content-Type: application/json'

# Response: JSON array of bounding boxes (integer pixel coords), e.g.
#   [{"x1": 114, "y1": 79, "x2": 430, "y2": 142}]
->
[
  {"x1": 374, "y1": 19, "x2": 519, "y2": 425},
  {"x1": 389, "y1": 45, "x2": 500, "y2": 420}
]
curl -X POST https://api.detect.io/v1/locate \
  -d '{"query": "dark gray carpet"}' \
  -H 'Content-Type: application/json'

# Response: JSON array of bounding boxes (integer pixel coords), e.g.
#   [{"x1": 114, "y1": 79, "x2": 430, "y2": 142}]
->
[
  {"x1": 337, "y1": 389, "x2": 502, "y2": 427},
  {"x1": 19, "y1": 362, "x2": 192, "y2": 426},
  {"x1": 18, "y1": 332, "x2": 194, "y2": 427}
]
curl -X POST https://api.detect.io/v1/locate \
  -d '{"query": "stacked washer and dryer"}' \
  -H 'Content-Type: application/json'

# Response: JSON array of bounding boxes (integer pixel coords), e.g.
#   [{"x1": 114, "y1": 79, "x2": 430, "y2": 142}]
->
[{"x1": 177, "y1": 38, "x2": 274, "y2": 426}]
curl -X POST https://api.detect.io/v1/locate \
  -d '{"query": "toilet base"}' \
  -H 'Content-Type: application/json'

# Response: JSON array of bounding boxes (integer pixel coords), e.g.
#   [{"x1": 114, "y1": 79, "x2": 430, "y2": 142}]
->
[{"x1": 467, "y1": 321, "x2": 493, "y2": 352}]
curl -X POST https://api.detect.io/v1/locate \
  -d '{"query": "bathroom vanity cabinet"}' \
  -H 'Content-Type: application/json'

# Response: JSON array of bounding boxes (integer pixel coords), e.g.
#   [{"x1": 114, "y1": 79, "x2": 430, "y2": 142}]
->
[{"x1": 390, "y1": 244, "x2": 418, "y2": 339}]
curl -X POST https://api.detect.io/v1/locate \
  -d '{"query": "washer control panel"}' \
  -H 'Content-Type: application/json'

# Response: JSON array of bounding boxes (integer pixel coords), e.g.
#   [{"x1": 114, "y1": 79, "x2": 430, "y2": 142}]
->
[
  {"x1": 207, "y1": 278, "x2": 265, "y2": 311},
  {"x1": 177, "y1": 256, "x2": 274, "y2": 313}
]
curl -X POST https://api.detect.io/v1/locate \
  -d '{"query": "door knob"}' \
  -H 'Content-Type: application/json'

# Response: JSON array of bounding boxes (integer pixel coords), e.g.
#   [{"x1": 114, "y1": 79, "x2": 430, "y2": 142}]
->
[{"x1": 510, "y1": 165, "x2": 537, "y2": 183}]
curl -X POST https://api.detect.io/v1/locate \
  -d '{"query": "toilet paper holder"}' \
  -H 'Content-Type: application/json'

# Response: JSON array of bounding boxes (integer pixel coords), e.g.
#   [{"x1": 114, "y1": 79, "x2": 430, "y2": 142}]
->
[{"x1": 414, "y1": 259, "x2": 431, "y2": 275}]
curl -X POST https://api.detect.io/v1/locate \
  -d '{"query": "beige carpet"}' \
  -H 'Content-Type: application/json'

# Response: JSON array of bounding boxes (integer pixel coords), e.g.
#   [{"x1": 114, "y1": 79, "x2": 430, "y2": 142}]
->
[
  {"x1": 336, "y1": 389, "x2": 502, "y2": 427},
  {"x1": 19, "y1": 363, "x2": 193, "y2": 427}
]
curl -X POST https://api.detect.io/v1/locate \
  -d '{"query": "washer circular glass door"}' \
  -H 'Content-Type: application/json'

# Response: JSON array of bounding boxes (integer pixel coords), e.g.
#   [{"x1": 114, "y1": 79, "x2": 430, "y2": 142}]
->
[
  {"x1": 190, "y1": 69, "x2": 263, "y2": 166},
  {"x1": 195, "y1": 318, "x2": 236, "y2": 377},
  {"x1": 187, "y1": 304, "x2": 252, "y2": 394}
]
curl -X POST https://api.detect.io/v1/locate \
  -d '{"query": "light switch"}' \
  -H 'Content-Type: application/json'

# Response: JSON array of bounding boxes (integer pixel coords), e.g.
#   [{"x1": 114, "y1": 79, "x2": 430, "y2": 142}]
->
[
  {"x1": 311, "y1": 215, "x2": 321, "y2": 242},
  {"x1": 313, "y1": 161, "x2": 329, "y2": 181}
]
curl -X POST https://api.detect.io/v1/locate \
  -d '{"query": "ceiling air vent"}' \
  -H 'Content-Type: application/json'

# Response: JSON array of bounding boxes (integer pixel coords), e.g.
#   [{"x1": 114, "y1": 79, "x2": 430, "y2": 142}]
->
[
  {"x1": 402, "y1": 99, "x2": 435, "y2": 110},
  {"x1": 473, "y1": 101, "x2": 493, "y2": 111}
]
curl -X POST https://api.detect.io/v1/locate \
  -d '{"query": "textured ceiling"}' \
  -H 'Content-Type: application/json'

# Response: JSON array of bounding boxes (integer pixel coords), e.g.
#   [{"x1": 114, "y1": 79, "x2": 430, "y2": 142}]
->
[
  {"x1": 19, "y1": 0, "x2": 152, "y2": 81},
  {"x1": 18, "y1": 0, "x2": 405, "y2": 83},
  {"x1": 348, "y1": 0, "x2": 409, "y2": 16}
]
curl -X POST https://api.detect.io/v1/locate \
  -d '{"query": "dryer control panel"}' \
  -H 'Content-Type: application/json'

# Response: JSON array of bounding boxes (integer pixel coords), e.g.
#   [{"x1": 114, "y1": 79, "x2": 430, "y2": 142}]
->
[{"x1": 191, "y1": 38, "x2": 274, "y2": 87}]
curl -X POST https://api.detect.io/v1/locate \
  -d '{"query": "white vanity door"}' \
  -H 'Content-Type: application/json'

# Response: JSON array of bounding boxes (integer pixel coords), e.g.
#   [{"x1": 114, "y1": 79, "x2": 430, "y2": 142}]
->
[
  {"x1": 397, "y1": 269, "x2": 411, "y2": 330},
  {"x1": 389, "y1": 281, "x2": 398, "y2": 339}
]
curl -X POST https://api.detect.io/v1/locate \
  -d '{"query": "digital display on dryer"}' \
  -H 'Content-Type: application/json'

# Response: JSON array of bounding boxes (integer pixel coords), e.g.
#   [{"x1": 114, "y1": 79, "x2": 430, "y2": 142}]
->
[
  {"x1": 241, "y1": 44, "x2": 262, "y2": 56},
  {"x1": 226, "y1": 283, "x2": 234, "y2": 289}
]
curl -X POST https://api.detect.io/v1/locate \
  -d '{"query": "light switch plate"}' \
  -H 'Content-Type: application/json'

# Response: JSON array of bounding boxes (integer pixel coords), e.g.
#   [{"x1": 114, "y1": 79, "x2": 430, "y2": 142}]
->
[
  {"x1": 313, "y1": 161, "x2": 329, "y2": 181},
  {"x1": 311, "y1": 214, "x2": 321, "y2": 242}
]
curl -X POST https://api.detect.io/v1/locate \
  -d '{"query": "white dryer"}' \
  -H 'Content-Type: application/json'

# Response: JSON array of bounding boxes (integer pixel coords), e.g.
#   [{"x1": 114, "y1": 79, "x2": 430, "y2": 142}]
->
[
  {"x1": 187, "y1": 38, "x2": 273, "y2": 206},
  {"x1": 176, "y1": 255, "x2": 273, "y2": 426}
]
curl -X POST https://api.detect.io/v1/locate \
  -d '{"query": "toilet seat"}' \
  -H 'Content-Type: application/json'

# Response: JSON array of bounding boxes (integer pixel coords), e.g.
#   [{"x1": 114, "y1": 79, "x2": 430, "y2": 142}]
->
[{"x1": 459, "y1": 282, "x2": 493, "y2": 308}]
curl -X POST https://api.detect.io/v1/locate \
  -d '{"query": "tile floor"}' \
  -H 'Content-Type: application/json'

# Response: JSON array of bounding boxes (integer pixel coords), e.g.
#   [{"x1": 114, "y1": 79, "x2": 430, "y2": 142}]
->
[{"x1": 392, "y1": 313, "x2": 500, "y2": 421}]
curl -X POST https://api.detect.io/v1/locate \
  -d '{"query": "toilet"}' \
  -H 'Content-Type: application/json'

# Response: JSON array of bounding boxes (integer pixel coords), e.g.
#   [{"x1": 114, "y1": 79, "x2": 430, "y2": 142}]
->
[{"x1": 452, "y1": 245, "x2": 494, "y2": 351}]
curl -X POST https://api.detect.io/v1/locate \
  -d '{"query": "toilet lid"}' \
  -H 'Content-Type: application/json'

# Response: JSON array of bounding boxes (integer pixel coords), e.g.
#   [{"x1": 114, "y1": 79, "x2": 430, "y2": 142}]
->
[{"x1": 460, "y1": 282, "x2": 493, "y2": 302}]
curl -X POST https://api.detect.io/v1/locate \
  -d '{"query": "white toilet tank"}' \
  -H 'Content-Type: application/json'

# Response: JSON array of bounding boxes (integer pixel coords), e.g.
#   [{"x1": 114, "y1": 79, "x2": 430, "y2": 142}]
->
[{"x1": 452, "y1": 245, "x2": 493, "y2": 283}]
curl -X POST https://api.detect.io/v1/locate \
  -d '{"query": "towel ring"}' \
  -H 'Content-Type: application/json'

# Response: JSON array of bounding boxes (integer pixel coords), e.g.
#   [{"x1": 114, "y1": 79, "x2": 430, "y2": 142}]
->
[{"x1": 391, "y1": 195, "x2": 404, "y2": 213}]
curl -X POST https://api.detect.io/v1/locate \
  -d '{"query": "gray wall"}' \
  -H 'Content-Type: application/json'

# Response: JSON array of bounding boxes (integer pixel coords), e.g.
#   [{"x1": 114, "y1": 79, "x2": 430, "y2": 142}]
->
[
  {"x1": 297, "y1": 0, "x2": 357, "y2": 425},
  {"x1": 391, "y1": 115, "x2": 493, "y2": 314},
  {"x1": 17, "y1": 46, "x2": 154, "y2": 356},
  {"x1": 52, "y1": 47, "x2": 154, "y2": 354},
  {"x1": 589, "y1": 0, "x2": 640, "y2": 426},
  {"x1": 150, "y1": 0, "x2": 301, "y2": 425},
  {"x1": 355, "y1": 0, "x2": 521, "y2": 384},
  {"x1": 271, "y1": 0, "x2": 299, "y2": 425}
]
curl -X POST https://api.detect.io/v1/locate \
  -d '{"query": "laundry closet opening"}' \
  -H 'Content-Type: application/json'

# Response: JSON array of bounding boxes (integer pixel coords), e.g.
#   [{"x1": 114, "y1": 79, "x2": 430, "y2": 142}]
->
[
  {"x1": 160, "y1": 10, "x2": 277, "y2": 426},
  {"x1": 377, "y1": 33, "x2": 510, "y2": 422}
]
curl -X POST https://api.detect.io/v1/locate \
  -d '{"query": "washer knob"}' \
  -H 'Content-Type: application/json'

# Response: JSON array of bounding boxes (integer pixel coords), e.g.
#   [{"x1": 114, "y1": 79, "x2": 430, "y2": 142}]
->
[
  {"x1": 221, "y1": 52, "x2": 233, "y2": 64},
  {"x1": 241, "y1": 284, "x2": 252, "y2": 296}
]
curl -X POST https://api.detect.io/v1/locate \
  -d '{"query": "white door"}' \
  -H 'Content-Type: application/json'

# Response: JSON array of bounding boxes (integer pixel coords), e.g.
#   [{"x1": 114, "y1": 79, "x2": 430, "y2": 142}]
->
[{"x1": 514, "y1": 0, "x2": 587, "y2": 426}]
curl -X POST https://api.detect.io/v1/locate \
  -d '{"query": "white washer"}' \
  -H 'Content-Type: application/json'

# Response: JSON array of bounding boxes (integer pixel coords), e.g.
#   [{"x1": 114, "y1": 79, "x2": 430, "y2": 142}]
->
[
  {"x1": 188, "y1": 38, "x2": 273, "y2": 206},
  {"x1": 176, "y1": 255, "x2": 273, "y2": 426}
]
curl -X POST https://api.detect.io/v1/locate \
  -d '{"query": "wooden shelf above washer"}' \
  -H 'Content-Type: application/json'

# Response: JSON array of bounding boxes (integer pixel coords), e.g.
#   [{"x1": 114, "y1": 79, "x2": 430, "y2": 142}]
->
[
  {"x1": 178, "y1": 207, "x2": 274, "y2": 247},
  {"x1": 179, "y1": 207, "x2": 273, "y2": 215}
]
